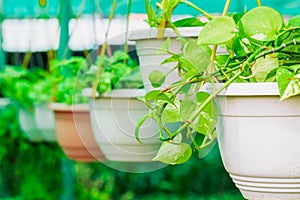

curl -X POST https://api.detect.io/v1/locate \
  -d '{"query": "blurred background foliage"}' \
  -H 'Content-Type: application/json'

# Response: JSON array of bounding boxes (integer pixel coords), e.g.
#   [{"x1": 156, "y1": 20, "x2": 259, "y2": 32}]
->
[{"x1": 0, "y1": 104, "x2": 243, "y2": 199}]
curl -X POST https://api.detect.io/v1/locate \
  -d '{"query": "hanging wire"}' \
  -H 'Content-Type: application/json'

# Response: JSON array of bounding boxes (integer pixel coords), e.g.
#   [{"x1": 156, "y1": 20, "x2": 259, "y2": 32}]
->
[
  {"x1": 91, "y1": 0, "x2": 118, "y2": 98},
  {"x1": 124, "y1": 0, "x2": 132, "y2": 55},
  {"x1": 208, "y1": 0, "x2": 231, "y2": 74},
  {"x1": 256, "y1": 0, "x2": 262, "y2": 6}
]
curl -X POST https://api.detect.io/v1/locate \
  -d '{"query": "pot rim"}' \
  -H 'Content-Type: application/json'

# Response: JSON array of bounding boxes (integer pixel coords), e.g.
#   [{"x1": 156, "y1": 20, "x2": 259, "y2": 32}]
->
[
  {"x1": 48, "y1": 102, "x2": 89, "y2": 112},
  {"x1": 128, "y1": 27, "x2": 202, "y2": 41},
  {"x1": 205, "y1": 82, "x2": 280, "y2": 96},
  {"x1": 83, "y1": 88, "x2": 146, "y2": 99}
]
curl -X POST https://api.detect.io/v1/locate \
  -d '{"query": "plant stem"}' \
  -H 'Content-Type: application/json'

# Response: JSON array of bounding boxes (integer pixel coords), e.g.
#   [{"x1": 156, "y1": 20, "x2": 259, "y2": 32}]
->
[
  {"x1": 170, "y1": 70, "x2": 242, "y2": 139},
  {"x1": 22, "y1": 51, "x2": 32, "y2": 69},
  {"x1": 256, "y1": 0, "x2": 262, "y2": 6},
  {"x1": 222, "y1": 0, "x2": 231, "y2": 16},
  {"x1": 254, "y1": 39, "x2": 300, "y2": 60},
  {"x1": 123, "y1": 0, "x2": 132, "y2": 64},
  {"x1": 181, "y1": 0, "x2": 214, "y2": 20},
  {"x1": 208, "y1": 0, "x2": 231, "y2": 74}
]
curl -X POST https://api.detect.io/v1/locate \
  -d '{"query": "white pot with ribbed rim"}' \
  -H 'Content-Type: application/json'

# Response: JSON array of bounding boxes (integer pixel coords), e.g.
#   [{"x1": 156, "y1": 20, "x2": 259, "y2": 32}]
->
[
  {"x1": 214, "y1": 82, "x2": 300, "y2": 200},
  {"x1": 89, "y1": 89, "x2": 162, "y2": 162},
  {"x1": 129, "y1": 27, "x2": 202, "y2": 91}
]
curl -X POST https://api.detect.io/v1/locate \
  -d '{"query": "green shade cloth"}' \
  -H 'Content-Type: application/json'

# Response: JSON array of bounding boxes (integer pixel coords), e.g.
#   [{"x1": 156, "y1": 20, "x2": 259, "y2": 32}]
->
[{"x1": 2, "y1": 0, "x2": 300, "y2": 19}]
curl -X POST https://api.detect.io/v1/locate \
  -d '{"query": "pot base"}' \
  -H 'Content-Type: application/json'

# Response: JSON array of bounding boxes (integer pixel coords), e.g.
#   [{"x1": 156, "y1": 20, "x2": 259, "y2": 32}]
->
[
  {"x1": 98, "y1": 143, "x2": 160, "y2": 162},
  {"x1": 230, "y1": 174, "x2": 300, "y2": 200}
]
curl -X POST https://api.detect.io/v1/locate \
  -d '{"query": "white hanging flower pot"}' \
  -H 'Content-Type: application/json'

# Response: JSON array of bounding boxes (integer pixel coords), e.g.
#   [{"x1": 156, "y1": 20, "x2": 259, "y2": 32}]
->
[
  {"x1": 89, "y1": 89, "x2": 161, "y2": 162},
  {"x1": 19, "y1": 104, "x2": 56, "y2": 142},
  {"x1": 129, "y1": 27, "x2": 201, "y2": 91},
  {"x1": 34, "y1": 104, "x2": 56, "y2": 142},
  {"x1": 216, "y1": 82, "x2": 300, "y2": 200},
  {"x1": 19, "y1": 109, "x2": 44, "y2": 142}
]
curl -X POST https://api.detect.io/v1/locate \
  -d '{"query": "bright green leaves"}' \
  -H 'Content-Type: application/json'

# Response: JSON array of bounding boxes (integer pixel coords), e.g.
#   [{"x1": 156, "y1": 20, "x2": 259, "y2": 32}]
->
[
  {"x1": 240, "y1": 6, "x2": 283, "y2": 41},
  {"x1": 195, "y1": 92, "x2": 218, "y2": 136},
  {"x1": 181, "y1": 41, "x2": 211, "y2": 73},
  {"x1": 276, "y1": 67, "x2": 300, "y2": 100},
  {"x1": 152, "y1": 134, "x2": 192, "y2": 165},
  {"x1": 286, "y1": 15, "x2": 300, "y2": 27},
  {"x1": 252, "y1": 55, "x2": 279, "y2": 82},
  {"x1": 180, "y1": 99, "x2": 197, "y2": 122},
  {"x1": 173, "y1": 17, "x2": 206, "y2": 27},
  {"x1": 161, "y1": 100, "x2": 181, "y2": 123},
  {"x1": 198, "y1": 16, "x2": 236, "y2": 45},
  {"x1": 145, "y1": 90, "x2": 174, "y2": 105},
  {"x1": 148, "y1": 70, "x2": 166, "y2": 88}
]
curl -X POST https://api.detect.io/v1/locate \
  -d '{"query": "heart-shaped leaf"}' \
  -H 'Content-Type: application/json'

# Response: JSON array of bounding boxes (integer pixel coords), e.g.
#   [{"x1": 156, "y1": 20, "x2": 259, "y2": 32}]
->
[
  {"x1": 182, "y1": 40, "x2": 211, "y2": 73},
  {"x1": 148, "y1": 70, "x2": 166, "y2": 88},
  {"x1": 198, "y1": 16, "x2": 236, "y2": 45},
  {"x1": 241, "y1": 6, "x2": 283, "y2": 41},
  {"x1": 152, "y1": 134, "x2": 192, "y2": 165},
  {"x1": 145, "y1": 90, "x2": 174, "y2": 105},
  {"x1": 195, "y1": 92, "x2": 218, "y2": 135},
  {"x1": 252, "y1": 55, "x2": 278, "y2": 82},
  {"x1": 180, "y1": 99, "x2": 197, "y2": 122},
  {"x1": 276, "y1": 68, "x2": 300, "y2": 100}
]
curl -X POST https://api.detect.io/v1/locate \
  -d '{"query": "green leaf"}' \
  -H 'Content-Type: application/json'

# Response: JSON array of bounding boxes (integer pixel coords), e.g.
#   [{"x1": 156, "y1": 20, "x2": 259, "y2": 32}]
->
[
  {"x1": 198, "y1": 16, "x2": 236, "y2": 45},
  {"x1": 135, "y1": 114, "x2": 151, "y2": 144},
  {"x1": 148, "y1": 70, "x2": 166, "y2": 88},
  {"x1": 152, "y1": 134, "x2": 192, "y2": 165},
  {"x1": 286, "y1": 15, "x2": 300, "y2": 27},
  {"x1": 182, "y1": 40, "x2": 211, "y2": 73},
  {"x1": 252, "y1": 55, "x2": 279, "y2": 82},
  {"x1": 161, "y1": 54, "x2": 180, "y2": 65},
  {"x1": 276, "y1": 68, "x2": 300, "y2": 100},
  {"x1": 145, "y1": 90, "x2": 174, "y2": 105},
  {"x1": 195, "y1": 92, "x2": 218, "y2": 135},
  {"x1": 173, "y1": 17, "x2": 206, "y2": 27},
  {"x1": 180, "y1": 99, "x2": 197, "y2": 121},
  {"x1": 161, "y1": 102, "x2": 181, "y2": 123},
  {"x1": 240, "y1": 6, "x2": 283, "y2": 41}
]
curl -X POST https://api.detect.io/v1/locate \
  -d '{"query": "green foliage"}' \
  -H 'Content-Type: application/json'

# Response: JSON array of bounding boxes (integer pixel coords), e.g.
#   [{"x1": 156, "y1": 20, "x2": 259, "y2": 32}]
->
[
  {"x1": 138, "y1": 5, "x2": 300, "y2": 165},
  {"x1": 145, "y1": 0, "x2": 209, "y2": 29},
  {"x1": 0, "y1": 66, "x2": 48, "y2": 110},
  {"x1": 75, "y1": 146, "x2": 242, "y2": 199},
  {"x1": 94, "y1": 50, "x2": 143, "y2": 94},
  {"x1": 152, "y1": 134, "x2": 192, "y2": 164},
  {"x1": 48, "y1": 56, "x2": 91, "y2": 104},
  {"x1": 0, "y1": 104, "x2": 63, "y2": 198}
]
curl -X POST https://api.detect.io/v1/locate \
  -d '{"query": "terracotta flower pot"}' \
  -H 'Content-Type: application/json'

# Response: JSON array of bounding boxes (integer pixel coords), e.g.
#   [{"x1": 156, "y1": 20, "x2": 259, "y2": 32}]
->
[{"x1": 50, "y1": 103, "x2": 105, "y2": 162}]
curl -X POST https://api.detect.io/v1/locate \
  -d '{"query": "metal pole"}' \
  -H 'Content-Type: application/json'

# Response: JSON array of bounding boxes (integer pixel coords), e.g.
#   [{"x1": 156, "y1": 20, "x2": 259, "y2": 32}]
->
[
  {"x1": 57, "y1": 0, "x2": 72, "y2": 59},
  {"x1": 0, "y1": 0, "x2": 6, "y2": 68},
  {"x1": 60, "y1": 158, "x2": 75, "y2": 200}
]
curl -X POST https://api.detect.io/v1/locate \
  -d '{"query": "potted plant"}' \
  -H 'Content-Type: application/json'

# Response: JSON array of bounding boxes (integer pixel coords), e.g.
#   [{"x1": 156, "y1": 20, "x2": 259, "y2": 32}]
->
[
  {"x1": 86, "y1": 50, "x2": 169, "y2": 163},
  {"x1": 0, "y1": 65, "x2": 56, "y2": 142},
  {"x1": 129, "y1": 0, "x2": 213, "y2": 91},
  {"x1": 136, "y1": 1, "x2": 300, "y2": 199},
  {"x1": 47, "y1": 57, "x2": 106, "y2": 162}
]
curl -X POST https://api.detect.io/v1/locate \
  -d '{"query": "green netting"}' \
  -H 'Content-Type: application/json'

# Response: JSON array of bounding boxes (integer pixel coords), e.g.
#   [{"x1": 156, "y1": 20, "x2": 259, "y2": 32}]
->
[{"x1": 2, "y1": 0, "x2": 300, "y2": 19}]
